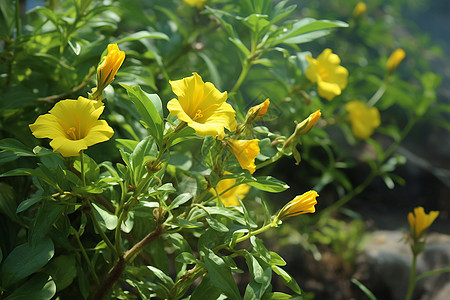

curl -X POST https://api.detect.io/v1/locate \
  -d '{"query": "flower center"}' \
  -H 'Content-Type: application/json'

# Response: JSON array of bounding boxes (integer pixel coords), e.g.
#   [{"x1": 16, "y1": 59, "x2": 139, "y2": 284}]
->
[
  {"x1": 66, "y1": 127, "x2": 78, "y2": 140},
  {"x1": 193, "y1": 109, "x2": 204, "y2": 121}
]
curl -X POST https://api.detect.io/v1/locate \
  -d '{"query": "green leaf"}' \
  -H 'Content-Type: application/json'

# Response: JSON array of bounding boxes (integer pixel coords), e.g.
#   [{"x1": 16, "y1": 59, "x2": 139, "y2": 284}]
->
[
  {"x1": 272, "y1": 265, "x2": 302, "y2": 295},
  {"x1": 175, "y1": 252, "x2": 198, "y2": 264},
  {"x1": 0, "y1": 168, "x2": 58, "y2": 189},
  {"x1": 4, "y1": 273, "x2": 56, "y2": 300},
  {"x1": 351, "y1": 278, "x2": 377, "y2": 300},
  {"x1": 0, "y1": 138, "x2": 34, "y2": 156},
  {"x1": 201, "y1": 136, "x2": 221, "y2": 169},
  {"x1": 270, "y1": 18, "x2": 348, "y2": 46},
  {"x1": 262, "y1": 292, "x2": 302, "y2": 299},
  {"x1": 147, "y1": 266, "x2": 175, "y2": 287},
  {"x1": 116, "y1": 30, "x2": 170, "y2": 43},
  {"x1": 29, "y1": 202, "x2": 64, "y2": 247},
  {"x1": 120, "y1": 84, "x2": 164, "y2": 147},
  {"x1": 238, "y1": 13, "x2": 270, "y2": 35},
  {"x1": 1, "y1": 237, "x2": 54, "y2": 288},
  {"x1": 92, "y1": 203, "x2": 118, "y2": 231},
  {"x1": 244, "y1": 176, "x2": 289, "y2": 192},
  {"x1": 130, "y1": 135, "x2": 157, "y2": 185},
  {"x1": 0, "y1": 182, "x2": 18, "y2": 222},
  {"x1": 16, "y1": 195, "x2": 49, "y2": 213},
  {"x1": 168, "y1": 218, "x2": 204, "y2": 229},
  {"x1": 206, "y1": 217, "x2": 229, "y2": 232},
  {"x1": 203, "y1": 249, "x2": 241, "y2": 300},
  {"x1": 168, "y1": 193, "x2": 193, "y2": 210},
  {"x1": 73, "y1": 153, "x2": 99, "y2": 184},
  {"x1": 44, "y1": 254, "x2": 77, "y2": 291},
  {"x1": 191, "y1": 276, "x2": 223, "y2": 300}
]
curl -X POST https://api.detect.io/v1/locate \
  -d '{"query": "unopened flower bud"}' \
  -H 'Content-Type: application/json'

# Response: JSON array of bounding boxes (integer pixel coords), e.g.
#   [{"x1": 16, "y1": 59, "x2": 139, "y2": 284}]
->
[
  {"x1": 353, "y1": 2, "x2": 367, "y2": 18},
  {"x1": 386, "y1": 48, "x2": 405, "y2": 73},
  {"x1": 245, "y1": 99, "x2": 270, "y2": 124},
  {"x1": 277, "y1": 191, "x2": 318, "y2": 220}
]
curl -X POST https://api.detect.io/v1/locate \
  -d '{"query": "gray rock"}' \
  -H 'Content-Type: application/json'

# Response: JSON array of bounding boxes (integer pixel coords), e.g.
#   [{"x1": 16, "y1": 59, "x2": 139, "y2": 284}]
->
[{"x1": 353, "y1": 231, "x2": 450, "y2": 300}]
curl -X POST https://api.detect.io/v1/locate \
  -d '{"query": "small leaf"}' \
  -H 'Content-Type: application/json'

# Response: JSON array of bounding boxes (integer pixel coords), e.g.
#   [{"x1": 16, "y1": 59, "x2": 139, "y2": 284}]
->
[
  {"x1": 245, "y1": 176, "x2": 289, "y2": 192},
  {"x1": 168, "y1": 193, "x2": 192, "y2": 210},
  {"x1": 116, "y1": 30, "x2": 169, "y2": 44},
  {"x1": 44, "y1": 254, "x2": 77, "y2": 291},
  {"x1": 120, "y1": 84, "x2": 164, "y2": 147},
  {"x1": 92, "y1": 203, "x2": 118, "y2": 231}
]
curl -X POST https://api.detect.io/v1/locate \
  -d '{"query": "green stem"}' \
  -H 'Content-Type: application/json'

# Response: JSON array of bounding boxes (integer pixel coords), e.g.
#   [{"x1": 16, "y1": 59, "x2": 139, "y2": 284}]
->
[
  {"x1": 256, "y1": 152, "x2": 283, "y2": 170},
  {"x1": 15, "y1": 0, "x2": 21, "y2": 38},
  {"x1": 367, "y1": 83, "x2": 386, "y2": 107},
  {"x1": 88, "y1": 207, "x2": 117, "y2": 260},
  {"x1": 405, "y1": 254, "x2": 417, "y2": 300},
  {"x1": 80, "y1": 151, "x2": 86, "y2": 186},
  {"x1": 213, "y1": 221, "x2": 276, "y2": 252},
  {"x1": 230, "y1": 59, "x2": 251, "y2": 94},
  {"x1": 71, "y1": 227, "x2": 100, "y2": 284}
]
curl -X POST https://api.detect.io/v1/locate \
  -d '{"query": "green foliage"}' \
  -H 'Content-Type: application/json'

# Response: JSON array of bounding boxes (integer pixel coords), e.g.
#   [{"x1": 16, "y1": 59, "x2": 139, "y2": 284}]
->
[{"x1": 0, "y1": 0, "x2": 447, "y2": 299}]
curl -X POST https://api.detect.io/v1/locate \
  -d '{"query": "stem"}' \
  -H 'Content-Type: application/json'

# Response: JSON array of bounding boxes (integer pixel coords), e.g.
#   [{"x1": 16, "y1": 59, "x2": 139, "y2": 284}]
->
[
  {"x1": 213, "y1": 221, "x2": 276, "y2": 252},
  {"x1": 37, "y1": 67, "x2": 96, "y2": 103},
  {"x1": 230, "y1": 59, "x2": 251, "y2": 94},
  {"x1": 80, "y1": 151, "x2": 86, "y2": 186},
  {"x1": 256, "y1": 152, "x2": 283, "y2": 170},
  {"x1": 405, "y1": 254, "x2": 417, "y2": 300},
  {"x1": 15, "y1": 0, "x2": 21, "y2": 38},
  {"x1": 71, "y1": 227, "x2": 100, "y2": 284},
  {"x1": 367, "y1": 83, "x2": 386, "y2": 107},
  {"x1": 94, "y1": 226, "x2": 164, "y2": 299},
  {"x1": 88, "y1": 207, "x2": 118, "y2": 260}
]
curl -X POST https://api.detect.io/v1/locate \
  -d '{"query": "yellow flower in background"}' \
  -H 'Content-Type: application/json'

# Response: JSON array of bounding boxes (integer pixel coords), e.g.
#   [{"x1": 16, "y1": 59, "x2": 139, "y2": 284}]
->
[
  {"x1": 214, "y1": 177, "x2": 251, "y2": 207},
  {"x1": 386, "y1": 48, "x2": 406, "y2": 73},
  {"x1": 408, "y1": 206, "x2": 439, "y2": 239},
  {"x1": 97, "y1": 43, "x2": 125, "y2": 89},
  {"x1": 228, "y1": 139, "x2": 260, "y2": 174},
  {"x1": 167, "y1": 73, "x2": 237, "y2": 139},
  {"x1": 278, "y1": 191, "x2": 318, "y2": 220},
  {"x1": 246, "y1": 99, "x2": 270, "y2": 123},
  {"x1": 353, "y1": 2, "x2": 367, "y2": 18},
  {"x1": 345, "y1": 101, "x2": 380, "y2": 139},
  {"x1": 29, "y1": 97, "x2": 114, "y2": 157},
  {"x1": 183, "y1": 0, "x2": 207, "y2": 9},
  {"x1": 306, "y1": 49, "x2": 348, "y2": 101}
]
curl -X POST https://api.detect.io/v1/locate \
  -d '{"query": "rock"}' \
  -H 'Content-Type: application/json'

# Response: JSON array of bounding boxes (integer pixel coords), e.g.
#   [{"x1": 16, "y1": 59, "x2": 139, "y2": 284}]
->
[{"x1": 353, "y1": 230, "x2": 450, "y2": 300}]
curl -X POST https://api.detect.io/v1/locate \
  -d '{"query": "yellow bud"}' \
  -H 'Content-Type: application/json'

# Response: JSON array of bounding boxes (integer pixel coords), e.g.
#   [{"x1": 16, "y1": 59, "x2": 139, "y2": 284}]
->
[
  {"x1": 386, "y1": 48, "x2": 406, "y2": 73},
  {"x1": 353, "y1": 2, "x2": 367, "y2": 18},
  {"x1": 408, "y1": 206, "x2": 439, "y2": 240},
  {"x1": 96, "y1": 44, "x2": 125, "y2": 95},
  {"x1": 278, "y1": 191, "x2": 318, "y2": 220},
  {"x1": 246, "y1": 99, "x2": 270, "y2": 123}
]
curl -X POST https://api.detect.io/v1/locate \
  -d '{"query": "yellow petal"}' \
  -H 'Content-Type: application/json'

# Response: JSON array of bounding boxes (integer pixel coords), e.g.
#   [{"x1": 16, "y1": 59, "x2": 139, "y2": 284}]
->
[
  {"x1": 214, "y1": 177, "x2": 251, "y2": 207},
  {"x1": 228, "y1": 139, "x2": 260, "y2": 174},
  {"x1": 386, "y1": 49, "x2": 406, "y2": 73},
  {"x1": 317, "y1": 80, "x2": 342, "y2": 100}
]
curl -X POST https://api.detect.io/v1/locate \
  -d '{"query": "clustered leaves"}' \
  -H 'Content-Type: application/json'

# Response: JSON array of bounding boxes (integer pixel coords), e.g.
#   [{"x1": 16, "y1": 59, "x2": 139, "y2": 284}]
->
[{"x1": 0, "y1": 0, "x2": 446, "y2": 299}]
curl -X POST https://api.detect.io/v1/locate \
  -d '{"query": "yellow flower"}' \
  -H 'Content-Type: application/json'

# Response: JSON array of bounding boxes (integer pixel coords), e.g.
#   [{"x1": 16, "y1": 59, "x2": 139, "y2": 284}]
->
[
  {"x1": 228, "y1": 139, "x2": 260, "y2": 174},
  {"x1": 353, "y1": 2, "x2": 367, "y2": 18},
  {"x1": 386, "y1": 48, "x2": 406, "y2": 73},
  {"x1": 345, "y1": 101, "x2": 380, "y2": 139},
  {"x1": 246, "y1": 99, "x2": 270, "y2": 123},
  {"x1": 97, "y1": 43, "x2": 125, "y2": 89},
  {"x1": 278, "y1": 191, "x2": 318, "y2": 220},
  {"x1": 167, "y1": 73, "x2": 237, "y2": 139},
  {"x1": 306, "y1": 49, "x2": 348, "y2": 101},
  {"x1": 29, "y1": 96, "x2": 114, "y2": 157},
  {"x1": 183, "y1": 0, "x2": 206, "y2": 9},
  {"x1": 214, "y1": 177, "x2": 251, "y2": 207},
  {"x1": 408, "y1": 207, "x2": 439, "y2": 239}
]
